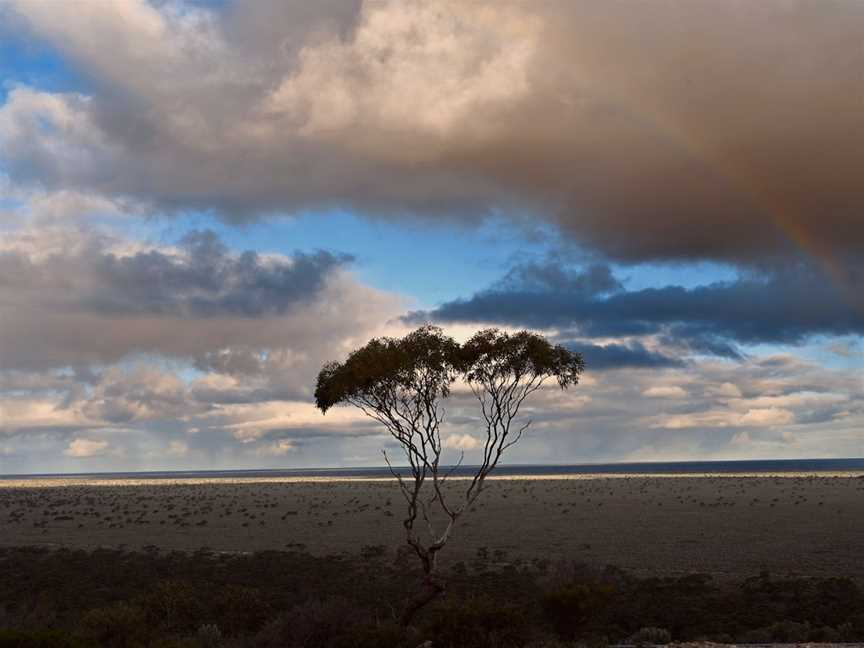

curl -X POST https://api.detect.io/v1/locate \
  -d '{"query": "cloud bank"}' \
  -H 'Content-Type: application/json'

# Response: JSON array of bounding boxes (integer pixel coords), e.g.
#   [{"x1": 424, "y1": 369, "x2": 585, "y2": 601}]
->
[
  {"x1": 411, "y1": 260, "x2": 864, "y2": 365},
  {"x1": 2, "y1": 0, "x2": 863, "y2": 268}
]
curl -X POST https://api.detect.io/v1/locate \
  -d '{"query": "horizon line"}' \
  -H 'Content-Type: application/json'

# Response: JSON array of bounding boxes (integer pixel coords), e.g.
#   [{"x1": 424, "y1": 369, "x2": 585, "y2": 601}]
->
[{"x1": 3, "y1": 456, "x2": 864, "y2": 480}]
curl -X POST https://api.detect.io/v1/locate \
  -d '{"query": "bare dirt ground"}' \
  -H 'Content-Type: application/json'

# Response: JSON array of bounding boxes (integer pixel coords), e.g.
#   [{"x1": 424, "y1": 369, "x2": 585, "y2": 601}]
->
[{"x1": 2, "y1": 474, "x2": 862, "y2": 580}]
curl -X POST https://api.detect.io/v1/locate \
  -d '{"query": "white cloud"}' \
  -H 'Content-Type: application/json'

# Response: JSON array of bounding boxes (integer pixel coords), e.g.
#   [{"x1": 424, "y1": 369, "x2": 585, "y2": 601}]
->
[
  {"x1": 444, "y1": 433, "x2": 481, "y2": 450},
  {"x1": 255, "y1": 439, "x2": 296, "y2": 457},
  {"x1": 166, "y1": 440, "x2": 189, "y2": 457},
  {"x1": 64, "y1": 438, "x2": 109, "y2": 458},
  {"x1": 643, "y1": 386, "x2": 687, "y2": 399},
  {"x1": 0, "y1": 397, "x2": 88, "y2": 434},
  {"x1": 709, "y1": 382, "x2": 743, "y2": 399},
  {"x1": 656, "y1": 407, "x2": 796, "y2": 430},
  {"x1": 263, "y1": 2, "x2": 539, "y2": 136},
  {"x1": 738, "y1": 407, "x2": 795, "y2": 427}
]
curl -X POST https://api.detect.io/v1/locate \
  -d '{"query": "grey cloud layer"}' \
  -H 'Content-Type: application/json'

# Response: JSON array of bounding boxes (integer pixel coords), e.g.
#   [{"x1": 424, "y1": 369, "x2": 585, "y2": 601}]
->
[
  {"x1": 0, "y1": 227, "x2": 398, "y2": 371},
  {"x1": 1, "y1": 229, "x2": 349, "y2": 318},
  {"x1": 563, "y1": 341, "x2": 681, "y2": 371},
  {"x1": 412, "y1": 261, "x2": 864, "y2": 364},
  {"x1": 3, "y1": 0, "x2": 864, "y2": 266}
]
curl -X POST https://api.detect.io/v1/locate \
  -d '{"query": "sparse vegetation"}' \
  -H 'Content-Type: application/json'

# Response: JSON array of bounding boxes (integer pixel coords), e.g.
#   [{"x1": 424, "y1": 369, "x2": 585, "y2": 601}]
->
[
  {"x1": 628, "y1": 626, "x2": 672, "y2": 645},
  {"x1": 1, "y1": 546, "x2": 864, "y2": 647}
]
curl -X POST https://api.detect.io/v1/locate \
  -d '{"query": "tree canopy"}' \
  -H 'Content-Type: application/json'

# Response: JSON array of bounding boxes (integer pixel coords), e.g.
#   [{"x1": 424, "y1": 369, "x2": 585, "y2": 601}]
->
[
  {"x1": 315, "y1": 326, "x2": 584, "y2": 416},
  {"x1": 314, "y1": 325, "x2": 461, "y2": 415},
  {"x1": 460, "y1": 328, "x2": 585, "y2": 388}
]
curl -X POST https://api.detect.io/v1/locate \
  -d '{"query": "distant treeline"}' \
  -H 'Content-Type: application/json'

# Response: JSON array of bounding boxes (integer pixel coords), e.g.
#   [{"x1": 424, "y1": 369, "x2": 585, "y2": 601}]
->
[{"x1": 1, "y1": 546, "x2": 863, "y2": 647}]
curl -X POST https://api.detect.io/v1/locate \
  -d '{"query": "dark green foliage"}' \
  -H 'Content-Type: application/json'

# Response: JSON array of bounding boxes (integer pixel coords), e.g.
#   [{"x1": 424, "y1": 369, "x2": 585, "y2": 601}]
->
[
  {"x1": 739, "y1": 620, "x2": 811, "y2": 643},
  {"x1": 142, "y1": 581, "x2": 205, "y2": 634},
  {"x1": 737, "y1": 571, "x2": 863, "y2": 628},
  {"x1": 253, "y1": 597, "x2": 356, "y2": 647},
  {"x1": 78, "y1": 602, "x2": 148, "y2": 647},
  {"x1": 612, "y1": 573, "x2": 721, "y2": 638},
  {"x1": 627, "y1": 626, "x2": 671, "y2": 645},
  {"x1": 314, "y1": 326, "x2": 462, "y2": 414},
  {"x1": 213, "y1": 585, "x2": 272, "y2": 635},
  {"x1": 1, "y1": 547, "x2": 864, "y2": 647},
  {"x1": 460, "y1": 329, "x2": 584, "y2": 390},
  {"x1": 421, "y1": 596, "x2": 534, "y2": 648},
  {"x1": 0, "y1": 630, "x2": 88, "y2": 648},
  {"x1": 541, "y1": 582, "x2": 616, "y2": 640},
  {"x1": 145, "y1": 639, "x2": 199, "y2": 648},
  {"x1": 253, "y1": 597, "x2": 403, "y2": 648},
  {"x1": 314, "y1": 326, "x2": 584, "y2": 414}
]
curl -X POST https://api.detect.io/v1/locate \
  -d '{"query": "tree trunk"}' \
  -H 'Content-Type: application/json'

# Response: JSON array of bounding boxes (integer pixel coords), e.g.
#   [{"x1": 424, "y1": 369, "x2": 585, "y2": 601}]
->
[{"x1": 400, "y1": 571, "x2": 445, "y2": 627}]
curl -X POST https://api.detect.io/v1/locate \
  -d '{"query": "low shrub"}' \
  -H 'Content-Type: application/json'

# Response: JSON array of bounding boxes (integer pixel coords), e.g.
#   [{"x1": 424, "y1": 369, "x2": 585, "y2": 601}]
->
[
  {"x1": 0, "y1": 629, "x2": 87, "y2": 648},
  {"x1": 143, "y1": 581, "x2": 205, "y2": 634},
  {"x1": 2, "y1": 547, "x2": 864, "y2": 646},
  {"x1": 421, "y1": 596, "x2": 534, "y2": 648},
  {"x1": 194, "y1": 624, "x2": 222, "y2": 648},
  {"x1": 78, "y1": 602, "x2": 148, "y2": 648},
  {"x1": 739, "y1": 619, "x2": 811, "y2": 643},
  {"x1": 540, "y1": 582, "x2": 615, "y2": 639},
  {"x1": 253, "y1": 597, "x2": 369, "y2": 648},
  {"x1": 213, "y1": 585, "x2": 270, "y2": 636},
  {"x1": 627, "y1": 626, "x2": 671, "y2": 645}
]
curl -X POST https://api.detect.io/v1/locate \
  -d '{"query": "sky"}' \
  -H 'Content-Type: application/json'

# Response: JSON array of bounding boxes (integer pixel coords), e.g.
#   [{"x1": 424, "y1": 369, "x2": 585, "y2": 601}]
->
[{"x1": 0, "y1": 0, "x2": 862, "y2": 474}]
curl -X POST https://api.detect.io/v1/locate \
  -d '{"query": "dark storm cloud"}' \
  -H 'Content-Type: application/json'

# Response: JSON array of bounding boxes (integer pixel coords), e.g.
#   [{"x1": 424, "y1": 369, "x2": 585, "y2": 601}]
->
[
  {"x1": 3, "y1": 1, "x2": 864, "y2": 267},
  {"x1": 659, "y1": 328, "x2": 744, "y2": 361},
  {"x1": 562, "y1": 341, "x2": 681, "y2": 370},
  {"x1": 193, "y1": 347, "x2": 265, "y2": 376},
  {"x1": 495, "y1": 262, "x2": 622, "y2": 296},
  {"x1": 0, "y1": 227, "x2": 397, "y2": 371},
  {"x1": 0, "y1": 229, "x2": 349, "y2": 318},
  {"x1": 87, "y1": 231, "x2": 351, "y2": 317},
  {"x1": 413, "y1": 262, "x2": 864, "y2": 354}
]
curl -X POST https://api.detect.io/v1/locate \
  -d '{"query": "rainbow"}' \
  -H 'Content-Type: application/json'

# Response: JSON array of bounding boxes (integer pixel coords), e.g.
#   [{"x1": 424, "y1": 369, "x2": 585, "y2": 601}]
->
[{"x1": 572, "y1": 72, "x2": 860, "y2": 312}]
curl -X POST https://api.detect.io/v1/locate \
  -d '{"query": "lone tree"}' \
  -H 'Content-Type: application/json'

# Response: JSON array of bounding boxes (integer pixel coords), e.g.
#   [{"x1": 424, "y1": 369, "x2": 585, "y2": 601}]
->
[{"x1": 314, "y1": 326, "x2": 584, "y2": 625}]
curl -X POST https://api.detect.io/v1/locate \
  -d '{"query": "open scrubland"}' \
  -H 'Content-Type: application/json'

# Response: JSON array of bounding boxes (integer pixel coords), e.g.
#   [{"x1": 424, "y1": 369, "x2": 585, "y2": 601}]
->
[
  {"x1": 2, "y1": 475, "x2": 863, "y2": 580},
  {"x1": 2, "y1": 474, "x2": 864, "y2": 647}
]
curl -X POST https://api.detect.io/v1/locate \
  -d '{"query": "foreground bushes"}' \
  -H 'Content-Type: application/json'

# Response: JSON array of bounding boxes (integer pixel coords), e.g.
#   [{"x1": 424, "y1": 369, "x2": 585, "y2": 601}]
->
[
  {"x1": 0, "y1": 547, "x2": 863, "y2": 647},
  {"x1": 0, "y1": 629, "x2": 87, "y2": 648}
]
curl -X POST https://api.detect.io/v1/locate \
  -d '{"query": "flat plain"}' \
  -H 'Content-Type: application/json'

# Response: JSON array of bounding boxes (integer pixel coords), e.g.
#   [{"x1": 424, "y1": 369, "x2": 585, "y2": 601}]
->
[{"x1": 2, "y1": 474, "x2": 863, "y2": 580}]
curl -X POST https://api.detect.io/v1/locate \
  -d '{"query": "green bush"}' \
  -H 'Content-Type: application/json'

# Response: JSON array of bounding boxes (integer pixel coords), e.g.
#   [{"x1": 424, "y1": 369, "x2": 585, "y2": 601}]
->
[
  {"x1": 146, "y1": 638, "x2": 199, "y2": 648},
  {"x1": 213, "y1": 585, "x2": 270, "y2": 635},
  {"x1": 78, "y1": 602, "x2": 148, "y2": 648},
  {"x1": 143, "y1": 581, "x2": 205, "y2": 634},
  {"x1": 627, "y1": 626, "x2": 671, "y2": 645},
  {"x1": 0, "y1": 629, "x2": 88, "y2": 648},
  {"x1": 254, "y1": 597, "x2": 360, "y2": 648},
  {"x1": 1, "y1": 547, "x2": 864, "y2": 646},
  {"x1": 740, "y1": 619, "x2": 811, "y2": 643},
  {"x1": 331, "y1": 621, "x2": 405, "y2": 648},
  {"x1": 194, "y1": 624, "x2": 222, "y2": 648},
  {"x1": 540, "y1": 582, "x2": 615, "y2": 639},
  {"x1": 421, "y1": 596, "x2": 533, "y2": 648}
]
